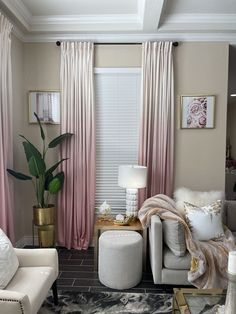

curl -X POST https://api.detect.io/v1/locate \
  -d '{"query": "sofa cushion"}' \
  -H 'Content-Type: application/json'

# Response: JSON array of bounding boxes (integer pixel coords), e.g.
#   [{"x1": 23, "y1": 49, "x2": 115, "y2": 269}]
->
[
  {"x1": 184, "y1": 200, "x2": 224, "y2": 241},
  {"x1": 162, "y1": 220, "x2": 186, "y2": 256},
  {"x1": 174, "y1": 187, "x2": 224, "y2": 214},
  {"x1": 6, "y1": 266, "x2": 55, "y2": 314},
  {"x1": 0, "y1": 228, "x2": 19, "y2": 289},
  {"x1": 163, "y1": 247, "x2": 191, "y2": 270}
]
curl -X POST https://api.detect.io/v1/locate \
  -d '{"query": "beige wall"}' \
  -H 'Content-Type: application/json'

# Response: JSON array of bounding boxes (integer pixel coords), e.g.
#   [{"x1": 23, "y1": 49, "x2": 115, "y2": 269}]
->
[
  {"x1": 11, "y1": 41, "x2": 228, "y2": 241},
  {"x1": 95, "y1": 44, "x2": 141, "y2": 67},
  {"x1": 12, "y1": 42, "x2": 60, "y2": 240},
  {"x1": 174, "y1": 43, "x2": 228, "y2": 191}
]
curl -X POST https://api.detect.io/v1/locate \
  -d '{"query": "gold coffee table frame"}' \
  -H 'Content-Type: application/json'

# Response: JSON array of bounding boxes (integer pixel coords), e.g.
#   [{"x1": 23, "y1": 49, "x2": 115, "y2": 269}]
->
[{"x1": 173, "y1": 288, "x2": 225, "y2": 313}]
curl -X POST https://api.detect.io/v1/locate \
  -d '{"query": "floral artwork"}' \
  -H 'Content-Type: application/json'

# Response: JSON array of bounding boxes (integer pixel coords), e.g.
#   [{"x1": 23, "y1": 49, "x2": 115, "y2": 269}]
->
[
  {"x1": 181, "y1": 95, "x2": 215, "y2": 129},
  {"x1": 187, "y1": 97, "x2": 207, "y2": 128}
]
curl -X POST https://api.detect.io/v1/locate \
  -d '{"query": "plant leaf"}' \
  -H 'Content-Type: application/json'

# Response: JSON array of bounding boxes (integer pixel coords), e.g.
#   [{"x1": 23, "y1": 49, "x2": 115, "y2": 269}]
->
[
  {"x1": 34, "y1": 112, "x2": 45, "y2": 140},
  {"x1": 22, "y1": 141, "x2": 32, "y2": 162},
  {"x1": 7, "y1": 169, "x2": 32, "y2": 180},
  {"x1": 48, "y1": 178, "x2": 61, "y2": 194},
  {"x1": 22, "y1": 141, "x2": 45, "y2": 177},
  {"x1": 45, "y1": 158, "x2": 68, "y2": 177},
  {"x1": 55, "y1": 172, "x2": 65, "y2": 185},
  {"x1": 48, "y1": 133, "x2": 73, "y2": 148},
  {"x1": 48, "y1": 172, "x2": 65, "y2": 194},
  {"x1": 44, "y1": 173, "x2": 53, "y2": 190},
  {"x1": 28, "y1": 156, "x2": 38, "y2": 177},
  {"x1": 21, "y1": 137, "x2": 42, "y2": 161}
]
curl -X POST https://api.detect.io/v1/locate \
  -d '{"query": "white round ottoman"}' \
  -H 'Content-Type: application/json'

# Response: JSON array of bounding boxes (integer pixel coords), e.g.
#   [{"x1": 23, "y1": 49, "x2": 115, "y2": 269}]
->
[{"x1": 98, "y1": 230, "x2": 143, "y2": 290}]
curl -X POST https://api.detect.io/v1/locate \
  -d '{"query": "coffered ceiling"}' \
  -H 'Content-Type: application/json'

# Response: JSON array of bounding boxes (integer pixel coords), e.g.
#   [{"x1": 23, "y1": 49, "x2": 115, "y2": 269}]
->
[{"x1": 0, "y1": 0, "x2": 236, "y2": 43}]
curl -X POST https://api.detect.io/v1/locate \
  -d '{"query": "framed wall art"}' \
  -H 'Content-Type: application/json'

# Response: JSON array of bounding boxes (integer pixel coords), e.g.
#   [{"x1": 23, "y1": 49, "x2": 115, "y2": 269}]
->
[
  {"x1": 180, "y1": 95, "x2": 215, "y2": 129},
  {"x1": 28, "y1": 90, "x2": 60, "y2": 124}
]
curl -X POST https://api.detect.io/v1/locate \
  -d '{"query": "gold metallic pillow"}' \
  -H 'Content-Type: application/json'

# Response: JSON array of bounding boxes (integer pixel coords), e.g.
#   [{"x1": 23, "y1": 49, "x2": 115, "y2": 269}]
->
[{"x1": 184, "y1": 200, "x2": 224, "y2": 241}]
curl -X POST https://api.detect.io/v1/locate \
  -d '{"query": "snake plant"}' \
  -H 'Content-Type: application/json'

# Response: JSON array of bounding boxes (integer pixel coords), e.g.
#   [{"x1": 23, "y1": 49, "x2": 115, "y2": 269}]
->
[{"x1": 7, "y1": 112, "x2": 73, "y2": 208}]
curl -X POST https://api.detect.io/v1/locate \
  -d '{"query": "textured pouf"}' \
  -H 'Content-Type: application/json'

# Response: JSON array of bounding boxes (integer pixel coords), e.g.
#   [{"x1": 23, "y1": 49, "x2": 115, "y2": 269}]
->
[{"x1": 98, "y1": 230, "x2": 143, "y2": 290}]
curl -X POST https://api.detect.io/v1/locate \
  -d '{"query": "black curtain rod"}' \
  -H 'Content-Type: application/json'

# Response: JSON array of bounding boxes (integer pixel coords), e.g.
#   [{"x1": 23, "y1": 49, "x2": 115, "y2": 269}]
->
[{"x1": 56, "y1": 41, "x2": 179, "y2": 47}]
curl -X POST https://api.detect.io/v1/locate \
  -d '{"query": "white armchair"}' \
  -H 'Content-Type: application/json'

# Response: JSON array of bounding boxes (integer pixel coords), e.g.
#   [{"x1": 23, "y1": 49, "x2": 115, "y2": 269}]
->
[{"x1": 0, "y1": 248, "x2": 59, "y2": 314}]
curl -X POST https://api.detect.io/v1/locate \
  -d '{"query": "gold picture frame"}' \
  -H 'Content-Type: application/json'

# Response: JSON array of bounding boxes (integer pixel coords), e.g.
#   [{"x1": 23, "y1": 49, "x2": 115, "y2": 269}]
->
[
  {"x1": 28, "y1": 90, "x2": 60, "y2": 124},
  {"x1": 180, "y1": 95, "x2": 215, "y2": 129}
]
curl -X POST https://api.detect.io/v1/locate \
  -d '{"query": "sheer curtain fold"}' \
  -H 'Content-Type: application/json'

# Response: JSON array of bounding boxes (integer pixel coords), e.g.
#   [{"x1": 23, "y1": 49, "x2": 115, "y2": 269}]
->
[
  {"x1": 0, "y1": 13, "x2": 15, "y2": 241},
  {"x1": 139, "y1": 42, "x2": 174, "y2": 205},
  {"x1": 58, "y1": 42, "x2": 95, "y2": 249}
]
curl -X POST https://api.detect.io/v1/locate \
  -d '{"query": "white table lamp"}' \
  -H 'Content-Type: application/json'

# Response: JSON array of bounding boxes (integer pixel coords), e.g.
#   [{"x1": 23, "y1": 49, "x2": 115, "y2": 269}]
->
[{"x1": 118, "y1": 165, "x2": 147, "y2": 217}]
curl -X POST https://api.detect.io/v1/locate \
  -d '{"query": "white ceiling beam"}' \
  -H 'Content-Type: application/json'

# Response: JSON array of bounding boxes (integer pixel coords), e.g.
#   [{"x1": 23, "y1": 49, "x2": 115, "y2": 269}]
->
[{"x1": 141, "y1": 0, "x2": 167, "y2": 32}]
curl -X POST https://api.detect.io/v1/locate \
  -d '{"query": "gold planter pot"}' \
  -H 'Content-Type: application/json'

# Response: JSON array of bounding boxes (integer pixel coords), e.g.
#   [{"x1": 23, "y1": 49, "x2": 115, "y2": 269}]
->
[
  {"x1": 38, "y1": 225, "x2": 55, "y2": 248},
  {"x1": 33, "y1": 205, "x2": 55, "y2": 226},
  {"x1": 33, "y1": 205, "x2": 56, "y2": 247}
]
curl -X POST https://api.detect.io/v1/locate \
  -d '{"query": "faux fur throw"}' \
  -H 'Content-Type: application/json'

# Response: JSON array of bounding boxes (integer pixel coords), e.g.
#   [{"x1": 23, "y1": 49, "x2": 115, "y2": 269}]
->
[{"x1": 138, "y1": 194, "x2": 236, "y2": 289}]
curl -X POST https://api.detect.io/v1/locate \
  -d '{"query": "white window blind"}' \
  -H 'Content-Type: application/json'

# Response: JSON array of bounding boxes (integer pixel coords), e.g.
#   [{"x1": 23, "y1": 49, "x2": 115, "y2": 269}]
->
[{"x1": 95, "y1": 68, "x2": 141, "y2": 213}]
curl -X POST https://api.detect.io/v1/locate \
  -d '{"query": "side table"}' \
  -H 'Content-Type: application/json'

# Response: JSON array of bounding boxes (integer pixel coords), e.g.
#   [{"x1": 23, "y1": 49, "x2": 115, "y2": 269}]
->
[{"x1": 94, "y1": 218, "x2": 147, "y2": 271}]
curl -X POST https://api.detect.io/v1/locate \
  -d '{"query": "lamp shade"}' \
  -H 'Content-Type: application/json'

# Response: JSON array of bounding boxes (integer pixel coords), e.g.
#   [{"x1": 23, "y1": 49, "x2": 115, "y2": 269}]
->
[{"x1": 118, "y1": 165, "x2": 147, "y2": 189}]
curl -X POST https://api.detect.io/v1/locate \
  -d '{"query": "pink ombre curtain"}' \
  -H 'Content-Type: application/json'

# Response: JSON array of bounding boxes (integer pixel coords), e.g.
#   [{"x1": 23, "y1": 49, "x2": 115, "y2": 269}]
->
[
  {"x1": 0, "y1": 13, "x2": 15, "y2": 241},
  {"x1": 58, "y1": 42, "x2": 95, "y2": 249},
  {"x1": 139, "y1": 42, "x2": 174, "y2": 205}
]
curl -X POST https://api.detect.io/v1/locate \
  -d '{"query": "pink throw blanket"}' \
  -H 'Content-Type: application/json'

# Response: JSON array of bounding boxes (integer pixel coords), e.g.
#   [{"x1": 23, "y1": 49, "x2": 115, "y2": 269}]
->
[{"x1": 138, "y1": 194, "x2": 236, "y2": 289}]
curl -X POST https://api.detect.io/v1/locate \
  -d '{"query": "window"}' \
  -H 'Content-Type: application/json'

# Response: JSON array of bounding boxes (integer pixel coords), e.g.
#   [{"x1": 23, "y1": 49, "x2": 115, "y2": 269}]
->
[{"x1": 95, "y1": 68, "x2": 141, "y2": 213}]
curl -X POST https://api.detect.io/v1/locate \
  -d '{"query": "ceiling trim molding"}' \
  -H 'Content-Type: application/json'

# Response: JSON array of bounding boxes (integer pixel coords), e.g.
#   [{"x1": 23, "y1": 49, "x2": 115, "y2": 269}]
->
[
  {"x1": 0, "y1": 1, "x2": 143, "y2": 32},
  {"x1": 20, "y1": 32, "x2": 236, "y2": 45},
  {"x1": 12, "y1": 24, "x2": 25, "y2": 42},
  {"x1": 2, "y1": 1, "x2": 236, "y2": 45},
  {"x1": 0, "y1": 0, "x2": 31, "y2": 29},
  {"x1": 162, "y1": 13, "x2": 236, "y2": 30},
  {"x1": 31, "y1": 14, "x2": 142, "y2": 25},
  {"x1": 164, "y1": 13, "x2": 236, "y2": 24},
  {"x1": 29, "y1": 14, "x2": 142, "y2": 32}
]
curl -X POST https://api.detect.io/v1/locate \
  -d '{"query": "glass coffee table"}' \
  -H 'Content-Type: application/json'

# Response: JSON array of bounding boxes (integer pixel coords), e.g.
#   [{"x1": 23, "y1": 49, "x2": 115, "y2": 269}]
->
[{"x1": 173, "y1": 288, "x2": 226, "y2": 314}]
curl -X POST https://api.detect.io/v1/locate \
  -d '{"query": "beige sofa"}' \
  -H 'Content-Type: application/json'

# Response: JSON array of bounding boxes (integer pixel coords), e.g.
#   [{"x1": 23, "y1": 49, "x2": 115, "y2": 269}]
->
[
  {"x1": 0, "y1": 248, "x2": 58, "y2": 314},
  {"x1": 149, "y1": 200, "x2": 236, "y2": 285}
]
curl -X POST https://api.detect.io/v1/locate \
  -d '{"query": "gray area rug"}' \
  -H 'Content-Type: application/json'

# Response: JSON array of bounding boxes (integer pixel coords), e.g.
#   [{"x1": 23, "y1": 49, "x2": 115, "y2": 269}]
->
[{"x1": 38, "y1": 290, "x2": 173, "y2": 314}]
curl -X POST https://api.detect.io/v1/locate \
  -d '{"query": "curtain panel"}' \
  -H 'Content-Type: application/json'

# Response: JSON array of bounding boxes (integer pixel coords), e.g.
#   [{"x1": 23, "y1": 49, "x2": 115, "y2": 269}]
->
[
  {"x1": 58, "y1": 42, "x2": 95, "y2": 249},
  {"x1": 0, "y1": 13, "x2": 15, "y2": 241},
  {"x1": 139, "y1": 42, "x2": 174, "y2": 205}
]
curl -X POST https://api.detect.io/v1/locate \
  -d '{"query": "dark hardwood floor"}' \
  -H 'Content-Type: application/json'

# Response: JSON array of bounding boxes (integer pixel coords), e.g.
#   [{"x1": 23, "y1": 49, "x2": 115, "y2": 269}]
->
[{"x1": 57, "y1": 246, "x2": 181, "y2": 294}]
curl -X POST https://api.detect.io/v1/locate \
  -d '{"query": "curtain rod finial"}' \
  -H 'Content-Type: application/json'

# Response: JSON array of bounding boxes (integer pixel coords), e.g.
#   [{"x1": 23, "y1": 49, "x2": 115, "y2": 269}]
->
[
  {"x1": 56, "y1": 41, "x2": 61, "y2": 46},
  {"x1": 173, "y1": 42, "x2": 179, "y2": 47}
]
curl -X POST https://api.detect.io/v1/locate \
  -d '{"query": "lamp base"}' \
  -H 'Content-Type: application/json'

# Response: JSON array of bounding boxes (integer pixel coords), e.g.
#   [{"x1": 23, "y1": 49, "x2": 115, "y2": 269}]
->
[
  {"x1": 125, "y1": 188, "x2": 138, "y2": 218},
  {"x1": 224, "y1": 271, "x2": 236, "y2": 314}
]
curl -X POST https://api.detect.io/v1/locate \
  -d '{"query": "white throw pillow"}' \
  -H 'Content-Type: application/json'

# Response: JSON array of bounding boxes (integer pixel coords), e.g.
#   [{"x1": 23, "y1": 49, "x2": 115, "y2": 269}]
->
[
  {"x1": 174, "y1": 187, "x2": 224, "y2": 214},
  {"x1": 0, "y1": 228, "x2": 19, "y2": 289},
  {"x1": 184, "y1": 200, "x2": 224, "y2": 241}
]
